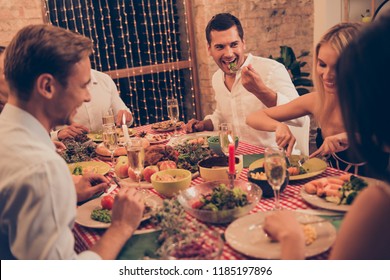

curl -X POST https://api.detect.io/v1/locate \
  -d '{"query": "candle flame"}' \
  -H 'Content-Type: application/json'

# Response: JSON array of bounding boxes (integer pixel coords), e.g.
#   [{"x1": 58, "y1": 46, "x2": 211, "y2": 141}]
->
[
  {"x1": 122, "y1": 113, "x2": 126, "y2": 125},
  {"x1": 228, "y1": 134, "x2": 234, "y2": 144}
]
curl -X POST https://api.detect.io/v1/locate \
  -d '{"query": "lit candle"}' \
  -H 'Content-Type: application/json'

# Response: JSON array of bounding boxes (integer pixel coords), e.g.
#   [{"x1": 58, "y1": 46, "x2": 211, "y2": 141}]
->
[
  {"x1": 228, "y1": 135, "x2": 235, "y2": 174},
  {"x1": 122, "y1": 114, "x2": 130, "y2": 144}
]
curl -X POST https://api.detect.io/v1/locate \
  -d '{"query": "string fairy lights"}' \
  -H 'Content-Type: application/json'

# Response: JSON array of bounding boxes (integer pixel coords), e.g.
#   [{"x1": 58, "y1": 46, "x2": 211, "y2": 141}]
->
[{"x1": 43, "y1": 0, "x2": 198, "y2": 126}]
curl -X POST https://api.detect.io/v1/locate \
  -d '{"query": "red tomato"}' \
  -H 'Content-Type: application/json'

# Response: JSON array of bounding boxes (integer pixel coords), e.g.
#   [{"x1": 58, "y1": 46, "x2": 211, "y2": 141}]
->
[
  {"x1": 101, "y1": 195, "x2": 114, "y2": 210},
  {"x1": 191, "y1": 200, "x2": 204, "y2": 209}
]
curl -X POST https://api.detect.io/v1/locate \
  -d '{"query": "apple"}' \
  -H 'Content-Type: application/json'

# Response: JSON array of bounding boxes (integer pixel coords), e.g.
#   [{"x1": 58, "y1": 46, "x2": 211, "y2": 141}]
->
[
  {"x1": 158, "y1": 160, "x2": 177, "y2": 170},
  {"x1": 115, "y1": 156, "x2": 129, "y2": 178},
  {"x1": 127, "y1": 167, "x2": 138, "y2": 182},
  {"x1": 142, "y1": 165, "x2": 159, "y2": 182}
]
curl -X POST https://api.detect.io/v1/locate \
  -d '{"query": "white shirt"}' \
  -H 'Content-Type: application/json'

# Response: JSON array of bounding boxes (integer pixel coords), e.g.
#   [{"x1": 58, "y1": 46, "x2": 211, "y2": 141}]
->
[
  {"x1": 0, "y1": 104, "x2": 100, "y2": 259},
  {"x1": 205, "y1": 53, "x2": 304, "y2": 149},
  {"x1": 51, "y1": 69, "x2": 131, "y2": 140}
]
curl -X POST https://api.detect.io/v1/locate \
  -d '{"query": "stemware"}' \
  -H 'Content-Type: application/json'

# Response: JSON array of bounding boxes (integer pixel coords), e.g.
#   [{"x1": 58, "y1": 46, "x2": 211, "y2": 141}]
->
[
  {"x1": 264, "y1": 147, "x2": 287, "y2": 211},
  {"x1": 102, "y1": 107, "x2": 115, "y2": 126},
  {"x1": 219, "y1": 123, "x2": 234, "y2": 157},
  {"x1": 126, "y1": 137, "x2": 145, "y2": 188},
  {"x1": 167, "y1": 98, "x2": 180, "y2": 137},
  {"x1": 102, "y1": 123, "x2": 118, "y2": 174}
]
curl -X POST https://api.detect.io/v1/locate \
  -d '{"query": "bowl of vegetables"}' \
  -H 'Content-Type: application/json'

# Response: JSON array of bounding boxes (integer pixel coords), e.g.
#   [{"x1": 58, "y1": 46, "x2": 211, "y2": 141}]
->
[
  {"x1": 177, "y1": 179, "x2": 262, "y2": 224},
  {"x1": 247, "y1": 167, "x2": 289, "y2": 198},
  {"x1": 207, "y1": 136, "x2": 239, "y2": 155}
]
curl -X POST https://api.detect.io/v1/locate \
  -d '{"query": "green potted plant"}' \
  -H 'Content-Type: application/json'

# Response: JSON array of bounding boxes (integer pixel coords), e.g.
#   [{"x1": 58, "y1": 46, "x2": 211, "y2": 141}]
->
[{"x1": 269, "y1": 46, "x2": 313, "y2": 95}]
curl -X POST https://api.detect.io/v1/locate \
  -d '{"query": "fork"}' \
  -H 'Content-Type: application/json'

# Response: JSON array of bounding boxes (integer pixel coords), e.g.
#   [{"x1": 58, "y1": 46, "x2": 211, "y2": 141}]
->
[{"x1": 297, "y1": 157, "x2": 307, "y2": 167}]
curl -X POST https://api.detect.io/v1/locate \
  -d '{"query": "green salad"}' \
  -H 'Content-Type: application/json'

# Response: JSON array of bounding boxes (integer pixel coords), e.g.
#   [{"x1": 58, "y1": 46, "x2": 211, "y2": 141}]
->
[{"x1": 192, "y1": 184, "x2": 249, "y2": 211}]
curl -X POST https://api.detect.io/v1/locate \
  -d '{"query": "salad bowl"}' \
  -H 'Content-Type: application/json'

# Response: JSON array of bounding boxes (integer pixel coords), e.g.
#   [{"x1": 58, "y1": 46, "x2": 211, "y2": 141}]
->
[{"x1": 177, "y1": 179, "x2": 262, "y2": 224}]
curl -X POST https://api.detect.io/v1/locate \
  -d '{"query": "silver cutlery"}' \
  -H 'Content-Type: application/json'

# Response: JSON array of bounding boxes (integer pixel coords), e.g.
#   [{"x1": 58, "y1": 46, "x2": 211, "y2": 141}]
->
[
  {"x1": 294, "y1": 209, "x2": 345, "y2": 217},
  {"x1": 298, "y1": 216, "x2": 343, "y2": 225}
]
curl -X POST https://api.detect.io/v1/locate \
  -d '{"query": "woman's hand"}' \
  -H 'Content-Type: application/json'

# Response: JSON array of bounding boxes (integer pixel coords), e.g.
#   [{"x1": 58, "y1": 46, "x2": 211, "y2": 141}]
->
[{"x1": 310, "y1": 132, "x2": 348, "y2": 158}]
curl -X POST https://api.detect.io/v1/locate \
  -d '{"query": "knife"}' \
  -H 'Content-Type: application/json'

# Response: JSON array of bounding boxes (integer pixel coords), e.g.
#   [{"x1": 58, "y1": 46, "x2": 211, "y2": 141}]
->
[
  {"x1": 295, "y1": 209, "x2": 345, "y2": 217},
  {"x1": 299, "y1": 216, "x2": 343, "y2": 225}
]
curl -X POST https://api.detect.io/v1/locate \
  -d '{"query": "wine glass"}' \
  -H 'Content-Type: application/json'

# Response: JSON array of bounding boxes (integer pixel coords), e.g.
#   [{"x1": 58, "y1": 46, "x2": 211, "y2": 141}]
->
[
  {"x1": 102, "y1": 107, "x2": 115, "y2": 126},
  {"x1": 219, "y1": 123, "x2": 234, "y2": 156},
  {"x1": 264, "y1": 147, "x2": 287, "y2": 211},
  {"x1": 102, "y1": 123, "x2": 118, "y2": 174},
  {"x1": 167, "y1": 98, "x2": 179, "y2": 137},
  {"x1": 126, "y1": 137, "x2": 145, "y2": 188}
]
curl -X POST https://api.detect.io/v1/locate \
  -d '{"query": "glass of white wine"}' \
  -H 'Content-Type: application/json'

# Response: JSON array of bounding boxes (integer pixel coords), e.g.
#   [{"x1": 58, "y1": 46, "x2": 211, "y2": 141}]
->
[
  {"x1": 102, "y1": 123, "x2": 118, "y2": 173},
  {"x1": 102, "y1": 107, "x2": 115, "y2": 126},
  {"x1": 264, "y1": 147, "x2": 287, "y2": 211},
  {"x1": 219, "y1": 123, "x2": 234, "y2": 157},
  {"x1": 126, "y1": 137, "x2": 145, "y2": 188},
  {"x1": 167, "y1": 98, "x2": 179, "y2": 137}
]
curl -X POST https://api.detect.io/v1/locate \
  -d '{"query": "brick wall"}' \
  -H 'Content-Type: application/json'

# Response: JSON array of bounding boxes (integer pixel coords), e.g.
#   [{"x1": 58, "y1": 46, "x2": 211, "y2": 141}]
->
[
  {"x1": 0, "y1": 0, "x2": 313, "y2": 119},
  {"x1": 0, "y1": 0, "x2": 43, "y2": 45}
]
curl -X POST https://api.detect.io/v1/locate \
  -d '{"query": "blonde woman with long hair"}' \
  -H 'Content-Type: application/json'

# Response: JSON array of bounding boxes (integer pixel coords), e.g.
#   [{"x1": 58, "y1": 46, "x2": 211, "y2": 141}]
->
[{"x1": 246, "y1": 22, "x2": 365, "y2": 174}]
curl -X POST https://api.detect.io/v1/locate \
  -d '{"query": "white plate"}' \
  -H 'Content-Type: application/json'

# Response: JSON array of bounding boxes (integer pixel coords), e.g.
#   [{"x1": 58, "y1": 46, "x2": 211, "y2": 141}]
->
[
  {"x1": 151, "y1": 121, "x2": 184, "y2": 132},
  {"x1": 145, "y1": 133, "x2": 171, "y2": 144},
  {"x1": 300, "y1": 188, "x2": 350, "y2": 212},
  {"x1": 75, "y1": 192, "x2": 163, "y2": 233},
  {"x1": 225, "y1": 212, "x2": 336, "y2": 259},
  {"x1": 168, "y1": 131, "x2": 219, "y2": 146},
  {"x1": 68, "y1": 161, "x2": 110, "y2": 175},
  {"x1": 249, "y1": 157, "x2": 328, "y2": 181},
  {"x1": 118, "y1": 178, "x2": 153, "y2": 189}
]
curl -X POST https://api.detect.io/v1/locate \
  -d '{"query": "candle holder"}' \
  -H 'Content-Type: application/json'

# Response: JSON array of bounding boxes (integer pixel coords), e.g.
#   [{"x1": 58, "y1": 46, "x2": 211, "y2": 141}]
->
[{"x1": 226, "y1": 170, "x2": 237, "y2": 189}]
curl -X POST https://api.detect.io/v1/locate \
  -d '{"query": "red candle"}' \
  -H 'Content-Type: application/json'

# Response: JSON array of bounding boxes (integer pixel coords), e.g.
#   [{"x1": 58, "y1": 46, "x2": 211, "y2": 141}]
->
[{"x1": 228, "y1": 143, "x2": 235, "y2": 174}]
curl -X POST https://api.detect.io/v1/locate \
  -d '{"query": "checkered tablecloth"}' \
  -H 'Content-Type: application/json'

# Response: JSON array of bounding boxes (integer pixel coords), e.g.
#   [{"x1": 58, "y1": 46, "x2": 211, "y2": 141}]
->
[{"x1": 73, "y1": 124, "x2": 345, "y2": 259}]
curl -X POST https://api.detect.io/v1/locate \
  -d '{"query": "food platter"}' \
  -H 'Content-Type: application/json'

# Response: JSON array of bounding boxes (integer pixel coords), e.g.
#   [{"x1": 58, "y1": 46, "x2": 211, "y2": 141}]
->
[
  {"x1": 75, "y1": 192, "x2": 163, "y2": 233},
  {"x1": 67, "y1": 161, "x2": 110, "y2": 175},
  {"x1": 168, "y1": 131, "x2": 219, "y2": 147},
  {"x1": 87, "y1": 133, "x2": 103, "y2": 142},
  {"x1": 151, "y1": 121, "x2": 184, "y2": 132},
  {"x1": 145, "y1": 133, "x2": 171, "y2": 144},
  {"x1": 248, "y1": 156, "x2": 327, "y2": 181},
  {"x1": 225, "y1": 212, "x2": 336, "y2": 259},
  {"x1": 87, "y1": 128, "x2": 136, "y2": 142},
  {"x1": 300, "y1": 187, "x2": 350, "y2": 212}
]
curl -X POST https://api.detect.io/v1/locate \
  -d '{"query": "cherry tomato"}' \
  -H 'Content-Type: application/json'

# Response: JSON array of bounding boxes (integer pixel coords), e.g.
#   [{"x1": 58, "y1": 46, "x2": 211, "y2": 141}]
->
[
  {"x1": 191, "y1": 200, "x2": 204, "y2": 209},
  {"x1": 101, "y1": 195, "x2": 114, "y2": 210}
]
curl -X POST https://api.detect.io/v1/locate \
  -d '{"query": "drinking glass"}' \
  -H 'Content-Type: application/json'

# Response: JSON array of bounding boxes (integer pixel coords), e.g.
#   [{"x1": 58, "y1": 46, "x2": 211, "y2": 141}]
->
[
  {"x1": 102, "y1": 123, "x2": 118, "y2": 173},
  {"x1": 102, "y1": 107, "x2": 115, "y2": 126},
  {"x1": 264, "y1": 147, "x2": 287, "y2": 211},
  {"x1": 126, "y1": 137, "x2": 145, "y2": 188},
  {"x1": 167, "y1": 98, "x2": 180, "y2": 137},
  {"x1": 219, "y1": 123, "x2": 234, "y2": 156}
]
